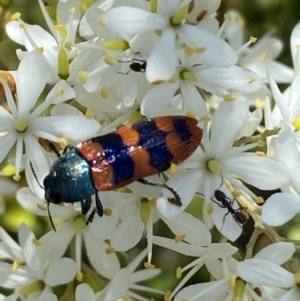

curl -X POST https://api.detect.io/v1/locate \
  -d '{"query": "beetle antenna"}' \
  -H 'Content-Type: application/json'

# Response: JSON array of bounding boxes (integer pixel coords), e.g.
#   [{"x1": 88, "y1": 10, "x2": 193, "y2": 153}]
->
[
  {"x1": 48, "y1": 142, "x2": 61, "y2": 158},
  {"x1": 29, "y1": 161, "x2": 44, "y2": 189},
  {"x1": 47, "y1": 201, "x2": 56, "y2": 231}
]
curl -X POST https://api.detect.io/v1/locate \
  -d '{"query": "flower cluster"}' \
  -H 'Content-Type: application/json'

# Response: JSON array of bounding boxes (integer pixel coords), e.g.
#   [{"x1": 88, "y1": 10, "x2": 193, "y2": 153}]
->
[{"x1": 0, "y1": 0, "x2": 299, "y2": 300}]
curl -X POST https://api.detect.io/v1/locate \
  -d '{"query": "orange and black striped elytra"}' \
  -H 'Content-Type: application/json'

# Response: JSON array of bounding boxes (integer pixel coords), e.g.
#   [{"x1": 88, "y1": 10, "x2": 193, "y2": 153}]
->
[{"x1": 34, "y1": 116, "x2": 203, "y2": 229}]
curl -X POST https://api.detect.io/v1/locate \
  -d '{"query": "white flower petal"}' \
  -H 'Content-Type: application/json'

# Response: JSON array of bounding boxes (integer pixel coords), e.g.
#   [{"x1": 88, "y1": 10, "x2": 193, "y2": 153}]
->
[
  {"x1": 255, "y1": 242, "x2": 295, "y2": 265},
  {"x1": 261, "y1": 193, "x2": 300, "y2": 226},
  {"x1": 223, "y1": 154, "x2": 288, "y2": 190},
  {"x1": 162, "y1": 212, "x2": 211, "y2": 246},
  {"x1": 33, "y1": 115, "x2": 100, "y2": 143},
  {"x1": 174, "y1": 279, "x2": 230, "y2": 301},
  {"x1": 146, "y1": 29, "x2": 177, "y2": 83},
  {"x1": 178, "y1": 24, "x2": 237, "y2": 66},
  {"x1": 18, "y1": 223, "x2": 43, "y2": 279},
  {"x1": 16, "y1": 52, "x2": 48, "y2": 116},
  {"x1": 0, "y1": 132, "x2": 17, "y2": 163},
  {"x1": 110, "y1": 203, "x2": 144, "y2": 251},
  {"x1": 156, "y1": 170, "x2": 203, "y2": 218},
  {"x1": 83, "y1": 231, "x2": 120, "y2": 279},
  {"x1": 76, "y1": 283, "x2": 96, "y2": 301},
  {"x1": 236, "y1": 259, "x2": 294, "y2": 288},
  {"x1": 104, "y1": 7, "x2": 166, "y2": 36},
  {"x1": 44, "y1": 258, "x2": 77, "y2": 286},
  {"x1": 276, "y1": 125, "x2": 300, "y2": 189},
  {"x1": 211, "y1": 99, "x2": 248, "y2": 154}
]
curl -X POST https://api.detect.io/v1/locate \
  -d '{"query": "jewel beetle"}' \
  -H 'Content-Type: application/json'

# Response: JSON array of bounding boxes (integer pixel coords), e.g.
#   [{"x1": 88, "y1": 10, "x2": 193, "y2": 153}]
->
[{"x1": 38, "y1": 116, "x2": 203, "y2": 229}]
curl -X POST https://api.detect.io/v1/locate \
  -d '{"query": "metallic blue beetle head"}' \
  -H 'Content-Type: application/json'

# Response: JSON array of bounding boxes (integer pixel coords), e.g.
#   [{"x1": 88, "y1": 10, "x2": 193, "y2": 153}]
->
[{"x1": 43, "y1": 146, "x2": 95, "y2": 205}]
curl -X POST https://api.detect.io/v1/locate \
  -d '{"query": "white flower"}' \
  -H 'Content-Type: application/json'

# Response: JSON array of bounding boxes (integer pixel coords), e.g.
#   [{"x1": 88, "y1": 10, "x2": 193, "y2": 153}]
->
[
  {"x1": 152, "y1": 232, "x2": 237, "y2": 299},
  {"x1": 104, "y1": 3, "x2": 237, "y2": 83},
  {"x1": 165, "y1": 98, "x2": 288, "y2": 240},
  {"x1": 0, "y1": 223, "x2": 76, "y2": 299},
  {"x1": 262, "y1": 124, "x2": 300, "y2": 226},
  {"x1": 96, "y1": 248, "x2": 164, "y2": 301},
  {"x1": 17, "y1": 187, "x2": 120, "y2": 279},
  {"x1": 0, "y1": 51, "x2": 100, "y2": 199}
]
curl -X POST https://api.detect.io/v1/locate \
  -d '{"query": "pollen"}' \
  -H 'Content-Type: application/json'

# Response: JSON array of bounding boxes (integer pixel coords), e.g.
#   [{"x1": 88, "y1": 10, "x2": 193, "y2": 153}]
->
[
  {"x1": 292, "y1": 117, "x2": 300, "y2": 130},
  {"x1": 11, "y1": 12, "x2": 21, "y2": 20},
  {"x1": 13, "y1": 174, "x2": 21, "y2": 182},
  {"x1": 144, "y1": 261, "x2": 155, "y2": 269},
  {"x1": 174, "y1": 234, "x2": 185, "y2": 242},
  {"x1": 186, "y1": 110, "x2": 196, "y2": 119},
  {"x1": 76, "y1": 272, "x2": 83, "y2": 282},
  {"x1": 206, "y1": 202, "x2": 214, "y2": 214},
  {"x1": 32, "y1": 238, "x2": 42, "y2": 246},
  {"x1": 248, "y1": 76, "x2": 256, "y2": 83},
  {"x1": 105, "y1": 246, "x2": 115, "y2": 254},
  {"x1": 80, "y1": 2, "x2": 87, "y2": 13},
  {"x1": 176, "y1": 267, "x2": 182, "y2": 278},
  {"x1": 12, "y1": 260, "x2": 19, "y2": 271},
  {"x1": 195, "y1": 47, "x2": 206, "y2": 53},
  {"x1": 168, "y1": 163, "x2": 177, "y2": 175},
  {"x1": 200, "y1": 115, "x2": 211, "y2": 122},
  {"x1": 57, "y1": 87, "x2": 65, "y2": 95},
  {"x1": 206, "y1": 159, "x2": 222, "y2": 174},
  {"x1": 100, "y1": 89, "x2": 109, "y2": 99},
  {"x1": 104, "y1": 55, "x2": 116, "y2": 66},
  {"x1": 98, "y1": 13, "x2": 105, "y2": 26},
  {"x1": 85, "y1": 107, "x2": 94, "y2": 118},
  {"x1": 59, "y1": 137, "x2": 68, "y2": 148},
  {"x1": 37, "y1": 203, "x2": 47, "y2": 211},
  {"x1": 79, "y1": 70, "x2": 88, "y2": 83},
  {"x1": 255, "y1": 196, "x2": 264, "y2": 204},
  {"x1": 70, "y1": 7, "x2": 76, "y2": 14},
  {"x1": 184, "y1": 45, "x2": 194, "y2": 56},
  {"x1": 19, "y1": 22, "x2": 26, "y2": 29},
  {"x1": 224, "y1": 94, "x2": 236, "y2": 101},
  {"x1": 255, "y1": 98, "x2": 264, "y2": 108},
  {"x1": 104, "y1": 208, "x2": 112, "y2": 216},
  {"x1": 36, "y1": 47, "x2": 44, "y2": 53}
]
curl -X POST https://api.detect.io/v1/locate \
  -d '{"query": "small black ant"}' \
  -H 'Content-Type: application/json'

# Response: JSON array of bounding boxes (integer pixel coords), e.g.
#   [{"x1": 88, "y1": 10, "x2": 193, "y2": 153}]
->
[
  {"x1": 211, "y1": 179, "x2": 248, "y2": 231},
  {"x1": 117, "y1": 58, "x2": 147, "y2": 75}
]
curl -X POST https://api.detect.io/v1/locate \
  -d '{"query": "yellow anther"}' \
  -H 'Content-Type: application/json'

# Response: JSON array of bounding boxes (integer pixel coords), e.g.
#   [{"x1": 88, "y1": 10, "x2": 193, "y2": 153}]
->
[
  {"x1": 70, "y1": 7, "x2": 76, "y2": 14},
  {"x1": 176, "y1": 267, "x2": 182, "y2": 278},
  {"x1": 104, "y1": 56, "x2": 116, "y2": 66},
  {"x1": 195, "y1": 47, "x2": 206, "y2": 53},
  {"x1": 11, "y1": 12, "x2": 21, "y2": 20},
  {"x1": 76, "y1": 272, "x2": 83, "y2": 282},
  {"x1": 186, "y1": 110, "x2": 196, "y2": 119},
  {"x1": 293, "y1": 117, "x2": 300, "y2": 130},
  {"x1": 59, "y1": 137, "x2": 68, "y2": 148},
  {"x1": 199, "y1": 115, "x2": 211, "y2": 122},
  {"x1": 19, "y1": 22, "x2": 26, "y2": 29},
  {"x1": 255, "y1": 98, "x2": 264, "y2": 108},
  {"x1": 104, "y1": 208, "x2": 112, "y2": 216},
  {"x1": 12, "y1": 260, "x2": 19, "y2": 271},
  {"x1": 168, "y1": 163, "x2": 177, "y2": 175},
  {"x1": 224, "y1": 13, "x2": 231, "y2": 21},
  {"x1": 13, "y1": 174, "x2": 21, "y2": 182},
  {"x1": 224, "y1": 94, "x2": 236, "y2": 101},
  {"x1": 184, "y1": 45, "x2": 194, "y2": 56},
  {"x1": 100, "y1": 89, "x2": 108, "y2": 99},
  {"x1": 36, "y1": 47, "x2": 44, "y2": 53},
  {"x1": 32, "y1": 238, "x2": 42, "y2": 246},
  {"x1": 105, "y1": 246, "x2": 115, "y2": 254},
  {"x1": 85, "y1": 107, "x2": 94, "y2": 118},
  {"x1": 255, "y1": 196, "x2": 264, "y2": 205},
  {"x1": 144, "y1": 261, "x2": 155, "y2": 269},
  {"x1": 79, "y1": 70, "x2": 88, "y2": 84},
  {"x1": 174, "y1": 234, "x2": 185, "y2": 242},
  {"x1": 181, "y1": 70, "x2": 197, "y2": 82},
  {"x1": 256, "y1": 151, "x2": 266, "y2": 157},
  {"x1": 248, "y1": 76, "x2": 256, "y2": 83},
  {"x1": 206, "y1": 202, "x2": 214, "y2": 214},
  {"x1": 37, "y1": 203, "x2": 47, "y2": 211},
  {"x1": 148, "y1": 198, "x2": 157, "y2": 207},
  {"x1": 249, "y1": 36, "x2": 257, "y2": 43}
]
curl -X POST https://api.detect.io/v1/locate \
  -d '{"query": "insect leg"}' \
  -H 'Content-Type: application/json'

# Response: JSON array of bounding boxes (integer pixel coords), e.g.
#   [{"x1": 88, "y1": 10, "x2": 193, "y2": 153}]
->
[
  {"x1": 95, "y1": 193, "x2": 104, "y2": 217},
  {"x1": 81, "y1": 197, "x2": 92, "y2": 215},
  {"x1": 137, "y1": 178, "x2": 182, "y2": 206}
]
